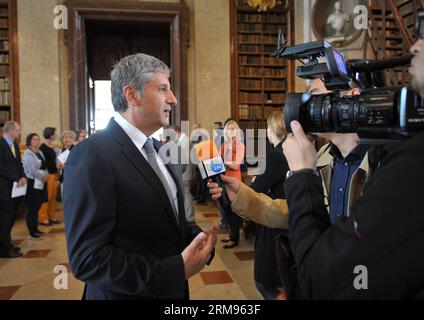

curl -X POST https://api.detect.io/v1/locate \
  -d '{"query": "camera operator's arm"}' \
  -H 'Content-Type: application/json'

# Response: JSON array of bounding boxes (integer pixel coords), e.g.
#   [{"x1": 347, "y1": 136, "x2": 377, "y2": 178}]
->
[{"x1": 208, "y1": 176, "x2": 289, "y2": 229}]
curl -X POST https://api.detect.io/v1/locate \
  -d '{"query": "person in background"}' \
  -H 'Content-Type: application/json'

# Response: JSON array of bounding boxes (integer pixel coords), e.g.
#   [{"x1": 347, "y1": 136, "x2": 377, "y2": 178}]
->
[
  {"x1": 57, "y1": 130, "x2": 76, "y2": 195},
  {"x1": 22, "y1": 133, "x2": 49, "y2": 240},
  {"x1": 169, "y1": 124, "x2": 195, "y2": 223},
  {"x1": 251, "y1": 111, "x2": 289, "y2": 300},
  {"x1": 74, "y1": 129, "x2": 88, "y2": 145},
  {"x1": 191, "y1": 123, "x2": 209, "y2": 204},
  {"x1": 39, "y1": 127, "x2": 60, "y2": 226},
  {"x1": 0, "y1": 121, "x2": 26, "y2": 258},
  {"x1": 220, "y1": 119, "x2": 245, "y2": 249}
]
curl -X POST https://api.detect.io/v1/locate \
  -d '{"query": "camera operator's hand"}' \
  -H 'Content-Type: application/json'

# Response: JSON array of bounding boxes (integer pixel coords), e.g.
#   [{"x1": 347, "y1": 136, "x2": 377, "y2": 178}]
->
[
  {"x1": 207, "y1": 175, "x2": 240, "y2": 202},
  {"x1": 283, "y1": 121, "x2": 317, "y2": 171}
]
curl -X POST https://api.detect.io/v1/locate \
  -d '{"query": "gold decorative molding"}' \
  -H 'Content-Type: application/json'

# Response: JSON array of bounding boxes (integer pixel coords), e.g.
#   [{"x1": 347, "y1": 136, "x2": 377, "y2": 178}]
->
[{"x1": 246, "y1": 0, "x2": 278, "y2": 12}]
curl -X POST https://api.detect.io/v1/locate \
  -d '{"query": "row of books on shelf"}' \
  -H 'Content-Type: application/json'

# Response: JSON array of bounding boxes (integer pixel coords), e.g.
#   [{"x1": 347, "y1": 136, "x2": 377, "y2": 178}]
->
[
  {"x1": 238, "y1": 45, "x2": 283, "y2": 54},
  {"x1": 0, "y1": 40, "x2": 8, "y2": 50},
  {"x1": 0, "y1": 54, "x2": 8, "y2": 63},
  {"x1": 0, "y1": 29, "x2": 8, "y2": 38},
  {"x1": 0, "y1": 77, "x2": 9, "y2": 90},
  {"x1": 239, "y1": 79, "x2": 261, "y2": 88},
  {"x1": 238, "y1": 44, "x2": 263, "y2": 53},
  {"x1": 238, "y1": 23, "x2": 263, "y2": 32},
  {"x1": 238, "y1": 23, "x2": 284, "y2": 33},
  {"x1": 239, "y1": 55, "x2": 261, "y2": 64},
  {"x1": 0, "y1": 109, "x2": 10, "y2": 122},
  {"x1": 0, "y1": 18, "x2": 7, "y2": 29},
  {"x1": 239, "y1": 105, "x2": 282, "y2": 119},
  {"x1": 238, "y1": 55, "x2": 287, "y2": 66},
  {"x1": 238, "y1": 34, "x2": 277, "y2": 43},
  {"x1": 239, "y1": 66, "x2": 287, "y2": 77},
  {"x1": 0, "y1": 7, "x2": 8, "y2": 16},
  {"x1": 239, "y1": 79, "x2": 286, "y2": 89},
  {"x1": 237, "y1": 13, "x2": 287, "y2": 24},
  {"x1": 239, "y1": 120, "x2": 268, "y2": 132},
  {"x1": 268, "y1": 93, "x2": 285, "y2": 104},
  {"x1": 0, "y1": 64, "x2": 9, "y2": 75},
  {"x1": 239, "y1": 92, "x2": 267, "y2": 104},
  {"x1": 0, "y1": 91, "x2": 10, "y2": 105},
  {"x1": 238, "y1": 104, "x2": 262, "y2": 120},
  {"x1": 264, "y1": 79, "x2": 286, "y2": 89}
]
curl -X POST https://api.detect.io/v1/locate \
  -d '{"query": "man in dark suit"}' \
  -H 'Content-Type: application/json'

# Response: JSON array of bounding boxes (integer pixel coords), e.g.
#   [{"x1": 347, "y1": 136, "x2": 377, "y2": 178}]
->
[
  {"x1": 0, "y1": 121, "x2": 26, "y2": 258},
  {"x1": 64, "y1": 53, "x2": 217, "y2": 300}
]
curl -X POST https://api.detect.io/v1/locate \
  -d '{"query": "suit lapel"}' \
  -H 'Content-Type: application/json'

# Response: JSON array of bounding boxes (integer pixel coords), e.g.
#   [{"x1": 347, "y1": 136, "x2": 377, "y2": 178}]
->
[
  {"x1": 107, "y1": 119, "x2": 180, "y2": 230},
  {"x1": 1, "y1": 136, "x2": 15, "y2": 159},
  {"x1": 154, "y1": 139, "x2": 187, "y2": 229}
]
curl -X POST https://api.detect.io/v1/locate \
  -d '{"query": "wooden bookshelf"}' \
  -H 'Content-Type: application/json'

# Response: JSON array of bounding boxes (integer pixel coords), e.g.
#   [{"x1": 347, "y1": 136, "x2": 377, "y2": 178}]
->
[
  {"x1": 230, "y1": 0, "x2": 294, "y2": 135},
  {"x1": 0, "y1": 0, "x2": 19, "y2": 130}
]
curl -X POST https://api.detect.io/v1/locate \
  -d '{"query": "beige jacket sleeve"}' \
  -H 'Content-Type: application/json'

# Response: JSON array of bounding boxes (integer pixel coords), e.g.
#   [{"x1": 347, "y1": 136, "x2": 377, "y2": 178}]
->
[{"x1": 230, "y1": 183, "x2": 289, "y2": 229}]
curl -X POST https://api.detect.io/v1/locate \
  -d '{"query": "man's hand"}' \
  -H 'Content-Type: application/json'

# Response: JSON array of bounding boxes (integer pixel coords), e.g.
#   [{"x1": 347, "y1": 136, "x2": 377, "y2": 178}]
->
[
  {"x1": 18, "y1": 177, "x2": 27, "y2": 187},
  {"x1": 42, "y1": 175, "x2": 49, "y2": 183},
  {"x1": 181, "y1": 231, "x2": 216, "y2": 279},
  {"x1": 283, "y1": 121, "x2": 318, "y2": 171},
  {"x1": 206, "y1": 175, "x2": 240, "y2": 202},
  {"x1": 57, "y1": 162, "x2": 65, "y2": 170}
]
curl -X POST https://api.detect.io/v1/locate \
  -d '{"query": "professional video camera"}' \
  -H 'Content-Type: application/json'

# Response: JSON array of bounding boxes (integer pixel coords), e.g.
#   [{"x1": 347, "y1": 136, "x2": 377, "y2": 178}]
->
[{"x1": 273, "y1": 31, "x2": 424, "y2": 140}]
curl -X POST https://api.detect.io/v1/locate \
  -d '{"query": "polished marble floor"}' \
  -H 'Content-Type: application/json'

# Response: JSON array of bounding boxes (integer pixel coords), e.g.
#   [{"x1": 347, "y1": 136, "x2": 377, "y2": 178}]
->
[{"x1": 0, "y1": 201, "x2": 262, "y2": 300}]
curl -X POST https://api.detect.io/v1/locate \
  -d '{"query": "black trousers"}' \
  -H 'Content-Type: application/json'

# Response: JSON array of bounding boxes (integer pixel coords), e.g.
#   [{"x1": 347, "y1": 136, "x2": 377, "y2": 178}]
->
[
  {"x1": 25, "y1": 179, "x2": 46, "y2": 236},
  {"x1": 228, "y1": 210, "x2": 241, "y2": 244},
  {"x1": 26, "y1": 200, "x2": 41, "y2": 236},
  {"x1": 0, "y1": 182, "x2": 15, "y2": 250}
]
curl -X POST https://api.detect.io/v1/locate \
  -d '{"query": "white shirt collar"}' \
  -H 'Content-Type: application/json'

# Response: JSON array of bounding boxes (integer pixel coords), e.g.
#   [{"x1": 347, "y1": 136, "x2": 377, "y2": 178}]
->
[{"x1": 113, "y1": 113, "x2": 148, "y2": 151}]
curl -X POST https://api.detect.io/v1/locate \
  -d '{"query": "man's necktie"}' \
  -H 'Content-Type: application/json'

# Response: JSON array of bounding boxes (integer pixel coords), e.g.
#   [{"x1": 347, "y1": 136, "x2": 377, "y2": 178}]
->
[
  {"x1": 10, "y1": 143, "x2": 16, "y2": 158},
  {"x1": 143, "y1": 138, "x2": 179, "y2": 223}
]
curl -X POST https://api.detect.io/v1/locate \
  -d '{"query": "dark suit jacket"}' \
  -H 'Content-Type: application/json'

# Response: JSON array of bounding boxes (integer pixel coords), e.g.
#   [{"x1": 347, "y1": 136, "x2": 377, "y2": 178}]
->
[
  {"x1": 63, "y1": 119, "x2": 203, "y2": 300},
  {"x1": 0, "y1": 136, "x2": 25, "y2": 201},
  {"x1": 284, "y1": 134, "x2": 424, "y2": 299}
]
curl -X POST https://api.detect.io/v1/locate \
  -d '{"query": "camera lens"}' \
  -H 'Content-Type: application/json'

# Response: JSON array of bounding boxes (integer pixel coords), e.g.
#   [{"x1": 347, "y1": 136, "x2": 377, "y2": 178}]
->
[{"x1": 284, "y1": 87, "x2": 420, "y2": 138}]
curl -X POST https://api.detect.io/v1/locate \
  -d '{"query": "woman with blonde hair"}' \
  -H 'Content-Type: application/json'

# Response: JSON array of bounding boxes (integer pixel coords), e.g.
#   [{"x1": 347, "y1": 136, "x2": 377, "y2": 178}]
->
[
  {"x1": 220, "y1": 119, "x2": 245, "y2": 248},
  {"x1": 250, "y1": 110, "x2": 289, "y2": 300}
]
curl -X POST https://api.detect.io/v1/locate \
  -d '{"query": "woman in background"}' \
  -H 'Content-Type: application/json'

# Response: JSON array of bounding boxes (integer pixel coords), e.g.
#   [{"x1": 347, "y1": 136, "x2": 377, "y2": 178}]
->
[
  {"x1": 57, "y1": 130, "x2": 76, "y2": 196},
  {"x1": 251, "y1": 111, "x2": 289, "y2": 300},
  {"x1": 74, "y1": 129, "x2": 88, "y2": 145},
  {"x1": 23, "y1": 134, "x2": 49, "y2": 239},
  {"x1": 220, "y1": 119, "x2": 245, "y2": 249},
  {"x1": 39, "y1": 127, "x2": 60, "y2": 226}
]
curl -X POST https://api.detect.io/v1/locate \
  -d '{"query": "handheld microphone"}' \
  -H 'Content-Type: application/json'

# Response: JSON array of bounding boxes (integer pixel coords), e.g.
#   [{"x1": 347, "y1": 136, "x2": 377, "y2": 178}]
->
[{"x1": 196, "y1": 140, "x2": 232, "y2": 213}]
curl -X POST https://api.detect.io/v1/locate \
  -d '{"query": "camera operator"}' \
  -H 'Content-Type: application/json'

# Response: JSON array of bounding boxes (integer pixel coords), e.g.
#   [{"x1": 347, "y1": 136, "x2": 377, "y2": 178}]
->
[
  {"x1": 281, "y1": 37, "x2": 424, "y2": 299},
  {"x1": 206, "y1": 80, "x2": 376, "y2": 231}
]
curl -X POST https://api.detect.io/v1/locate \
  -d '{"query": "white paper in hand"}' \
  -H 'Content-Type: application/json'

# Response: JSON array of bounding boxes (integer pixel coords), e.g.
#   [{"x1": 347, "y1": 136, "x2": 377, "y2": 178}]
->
[
  {"x1": 34, "y1": 178, "x2": 44, "y2": 190},
  {"x1": 11, "y1": 182, "x2": 27, "y2": 198},
  {"x1": 58, "y1": 149, "x2": 70, "y2": 164}
]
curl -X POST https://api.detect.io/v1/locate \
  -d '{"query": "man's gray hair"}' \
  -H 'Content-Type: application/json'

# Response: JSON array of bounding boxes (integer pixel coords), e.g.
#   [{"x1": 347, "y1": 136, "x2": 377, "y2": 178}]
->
[
  {"x1": 3, "y1": 121, "x2": 17, "y2": 133},
  {"x1": 111, "y1": 53, "x2": 170, "y2": 113}
]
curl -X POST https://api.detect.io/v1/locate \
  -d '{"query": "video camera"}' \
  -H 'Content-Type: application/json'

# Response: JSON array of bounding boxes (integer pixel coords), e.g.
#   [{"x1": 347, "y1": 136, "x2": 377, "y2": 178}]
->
[{"x1": 273, "y1": 27, "x2": 424, "y2": 140}]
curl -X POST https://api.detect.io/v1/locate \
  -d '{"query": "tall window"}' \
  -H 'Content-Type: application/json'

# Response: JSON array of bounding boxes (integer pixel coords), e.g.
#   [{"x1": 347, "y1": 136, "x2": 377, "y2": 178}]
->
[{"x1": 94, "y1": 80, "x2": 116, "y2": 131}]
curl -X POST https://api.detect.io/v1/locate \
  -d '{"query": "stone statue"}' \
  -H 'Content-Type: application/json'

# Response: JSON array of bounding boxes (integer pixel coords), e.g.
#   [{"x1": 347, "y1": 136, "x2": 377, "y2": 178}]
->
[{"x1": 326, "y1": 1, "x2": 351, "y2": 36}]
